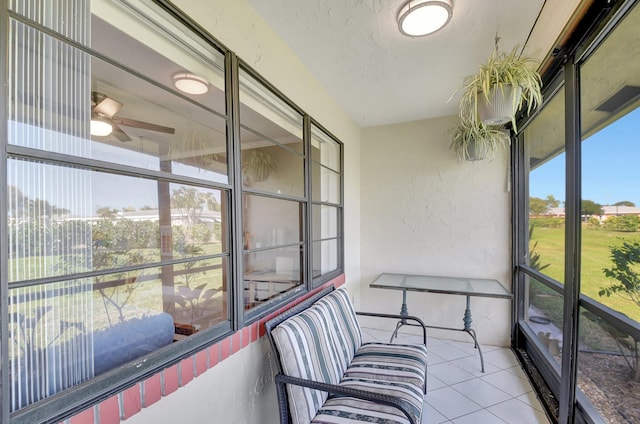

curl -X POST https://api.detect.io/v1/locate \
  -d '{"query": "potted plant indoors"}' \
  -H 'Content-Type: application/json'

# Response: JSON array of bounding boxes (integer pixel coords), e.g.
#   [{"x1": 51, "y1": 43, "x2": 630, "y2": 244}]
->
[
  {"x1": 459, "y1": 45, "x2": 542, "y2": 131},
  {"x1": 450, "y1": 119, "x2": 510, "y2": 162}
]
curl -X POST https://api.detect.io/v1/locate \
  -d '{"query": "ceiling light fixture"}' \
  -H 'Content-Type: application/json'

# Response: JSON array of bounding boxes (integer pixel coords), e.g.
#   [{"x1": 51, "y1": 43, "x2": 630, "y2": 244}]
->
[
  {"x1": 397, "y1": 0, "x2": 453, "y2": 37},
  {"x1": 90, "y1": 114, "x2": 113, "y2": 137},
  {"x1": 173, "y1": 72, "x2": 209, "y2": 95}
]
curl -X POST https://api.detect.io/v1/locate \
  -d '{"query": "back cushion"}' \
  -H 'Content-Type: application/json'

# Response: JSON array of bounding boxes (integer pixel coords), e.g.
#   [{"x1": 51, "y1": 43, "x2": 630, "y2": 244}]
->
[
  {"x1": 272, "y1": 304, "x2": 344, "y2": 424},
  {"x1": 314, "y1": 288, "x2": 362, "y2": 372}
]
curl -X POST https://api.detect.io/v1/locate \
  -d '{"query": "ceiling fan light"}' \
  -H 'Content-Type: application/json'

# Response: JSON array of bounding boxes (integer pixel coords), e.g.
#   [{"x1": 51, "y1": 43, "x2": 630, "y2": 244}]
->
[
  {"x1": 90, "y1": 117, "x2": 113, "y2": 137},
  {"x1": 398, "y1": 0, "x2": 453, "y2": 37},
  {"x1": 173, "y1": 72, "x2": 209, "y2": 95}
]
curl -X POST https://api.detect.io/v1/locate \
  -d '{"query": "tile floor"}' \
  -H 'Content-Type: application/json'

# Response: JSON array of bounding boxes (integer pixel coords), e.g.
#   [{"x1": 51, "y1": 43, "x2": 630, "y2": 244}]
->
[{"x1": 361, "y1": 327, "x2": 551, "y2": 424}]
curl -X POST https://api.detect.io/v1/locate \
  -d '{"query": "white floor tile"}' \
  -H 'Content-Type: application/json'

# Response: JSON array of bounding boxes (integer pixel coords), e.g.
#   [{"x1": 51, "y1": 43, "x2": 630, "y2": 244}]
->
[
  {"x1": 481, "y1": 370, "x2": 533, "y2": 397},
  {"x1": 425, "y1": 386, "x2": 482, "y2": 419},
  {"x1": 487, "y1": 399, "x2": 550, "y2": 424},
  {"x1": 448, "y1": 340, "x2": 486, "y2": 356},
  {"x1": 429, "y1": 342, "x2": 471, "y2": 361},
  {"x1": 504, "y1": 364, "x2": 528, "y2": 380},
  {"x1": 451, "y1": 378, "x2": 512, "y2": 408},
  {"x1": 428, "y1": 350, "x2": 448, "y2": 366},
  {"x1": 427, "y1": 337, "x2": 449, "y2": 348},
  {"x1": 429, "y1": 362, "x2": 476, "y2": 385},
  {"x1": 451, "y1": 409, "x2": 508, "y2": 424},
  {"x1": 422, "y1": 400, "x2": 450, "y2": 424},
  {"x1": 483, "y1": 348, "x2": 521, "y2": 370},
  {"x1": 517, "y1": 391, "x2": 545, "y2": 412},
  {"x1": 449, "y1": 355, "x2": 501, "y2": 377},
  {"x1": 427, "y1": 374, "x2": 448, "y2": 392}
]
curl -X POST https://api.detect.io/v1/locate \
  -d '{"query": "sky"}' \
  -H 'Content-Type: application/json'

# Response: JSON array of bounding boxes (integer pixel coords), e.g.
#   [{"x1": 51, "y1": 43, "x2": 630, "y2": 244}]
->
[{"x1": 530, "y1": 107, "x2": 640, "y2": 207}]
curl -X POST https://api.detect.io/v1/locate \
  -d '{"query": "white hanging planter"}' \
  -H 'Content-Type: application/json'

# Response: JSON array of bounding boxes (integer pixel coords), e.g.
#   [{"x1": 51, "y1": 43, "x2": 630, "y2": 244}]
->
[
  {"x1": 478, "y1": 84, "x2": 523, "y2": 126},
  {"x1": 464, "y1": 140, "x2": 487, "y2": 161}
]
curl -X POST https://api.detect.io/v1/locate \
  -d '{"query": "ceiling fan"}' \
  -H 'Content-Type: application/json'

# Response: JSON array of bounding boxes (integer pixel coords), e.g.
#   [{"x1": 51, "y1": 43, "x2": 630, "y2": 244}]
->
[{"x1": 91, "y1": 91, "x2": 175, "y2": 141}]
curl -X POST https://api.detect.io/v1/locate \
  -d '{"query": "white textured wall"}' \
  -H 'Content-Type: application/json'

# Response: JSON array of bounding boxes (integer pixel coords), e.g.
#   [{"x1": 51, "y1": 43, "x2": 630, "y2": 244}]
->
[
  {"x1": 123, "y1": 1, "x2": 362, "y2": 423},
  {"x1": 359, "y1": 116, "x2": 512, "y2": 347}
]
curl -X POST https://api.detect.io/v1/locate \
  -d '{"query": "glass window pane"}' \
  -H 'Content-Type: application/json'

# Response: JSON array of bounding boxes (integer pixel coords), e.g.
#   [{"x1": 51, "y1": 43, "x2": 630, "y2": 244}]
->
[
  {"x1": 526, "y1": 87, "x2": 566, "y2": 282},
  {"x1": 90, "y1": 1, "x2": 226, "y2": 112},
  {"x1": 577, "y1": 306, "x2": 639, "y2": 423},
  {"x1": 313, "y1": 205, "x2": 339, "y2": 240},
  {"x1": 239, "y1": 69, "x2": 303, "y2": 142},
  {"x1": 241, "y1": 141, "x2": 304, "y2": 197},
  {"x1": 526, "y1": 276, "x2": 564, "y2": 368},
  {"x1": 7, "y1": 158, "x2": 227, "y2": 282},
  {"x1": 243, "y1": 195, "x2": 301, "y2": 249},
  {"x1": 243, "y1": 247, "x2": 303, "y2": 310},
  {"x1": 312, "y1": 162, "x2": 341, "y2": 204},
  {"x1": 311, "y1": 125, "x2": 341, "y2": 172},
  {"x1": 578, "y1": 5, "x2": 640, "y2": 421},
  {"x1": 8, "y1": 258, "x2": 228, "y2": 410},
  {"x1": 313, "y1": 240, "x2": 339, "y2": 278},
  {"x1": 8, "y1": 19, "x2": 229, "y2": 183}
]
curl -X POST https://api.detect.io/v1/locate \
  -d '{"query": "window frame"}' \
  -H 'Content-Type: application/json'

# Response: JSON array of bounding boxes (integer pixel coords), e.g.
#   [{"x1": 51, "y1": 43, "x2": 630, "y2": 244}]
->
[
  {"x1": 0, "y1": 1, "x2": 346, "y2": 422},
  {"x1": 512, "y1": 1, "x2": 640, "y2": 423}
]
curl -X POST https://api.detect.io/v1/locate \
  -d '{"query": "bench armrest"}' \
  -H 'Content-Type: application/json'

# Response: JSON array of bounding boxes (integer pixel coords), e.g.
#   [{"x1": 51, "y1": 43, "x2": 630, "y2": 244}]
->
[
  {"x1": 356, "y1": 311, "x2": 427, "y2": 345},
  {"x1": 274, "y1": 373, "x2": 419, "y2": 424}
]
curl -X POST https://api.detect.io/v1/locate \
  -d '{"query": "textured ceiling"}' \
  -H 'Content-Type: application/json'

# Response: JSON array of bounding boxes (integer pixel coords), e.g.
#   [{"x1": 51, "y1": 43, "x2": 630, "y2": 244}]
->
[{"x1": 246, "y1": 0, "x2": 546, "y2": 127}]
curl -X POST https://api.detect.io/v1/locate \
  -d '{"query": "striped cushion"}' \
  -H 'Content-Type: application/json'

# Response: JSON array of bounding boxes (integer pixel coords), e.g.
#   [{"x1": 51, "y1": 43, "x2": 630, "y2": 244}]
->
[
  {"x1": 312, "y1": 389, "x2": 420, "y2": 424},
  {"x1": 314, "y1": 288, "x2": 362, "y2": 373},
  {"x1": 272, "y1": 304, "x2": 345, "y2": 424},
  {"x1": 345, "y1": 343, "x2": 428, "y2": 391}
]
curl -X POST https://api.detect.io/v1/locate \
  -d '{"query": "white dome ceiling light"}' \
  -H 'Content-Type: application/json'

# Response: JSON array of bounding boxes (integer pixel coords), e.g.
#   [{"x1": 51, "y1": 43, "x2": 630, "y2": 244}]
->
[{"x1": 398, "y1": 0, "x2": 453, "y2": 37}]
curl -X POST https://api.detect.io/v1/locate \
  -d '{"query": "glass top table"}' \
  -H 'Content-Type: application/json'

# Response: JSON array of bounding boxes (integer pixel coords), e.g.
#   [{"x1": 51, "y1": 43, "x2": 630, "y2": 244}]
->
[
  {"x1": 370, "y1": 273, "x2": 513, "y2": 372},
  {"x1": 370, "y1": 273, "x2": 512, "y2": 298}
]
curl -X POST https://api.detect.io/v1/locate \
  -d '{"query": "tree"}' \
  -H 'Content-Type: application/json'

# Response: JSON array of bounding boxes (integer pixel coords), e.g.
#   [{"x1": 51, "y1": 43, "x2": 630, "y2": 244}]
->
[
  {"x1": 600, "y1": 240, "x2": 640, "y2": 381},
  {"x1": 614, "y1": 201, "x2": 636, "y2": 207},
  {"x1": 546, "y1": 195, "x2": 561, "y2": 208},
  {"x1": 600, "y1": 240, "x2": 640, "y2": 309},
  {"x1": 581, "y1": 199, "x2": 604, "y2": 216},
  {"x1": 171, "y1": 187, "x2": 219, "y2": 242},
  {"x1": 529, "y1": 197, "x2": 548, "y2": 215}
]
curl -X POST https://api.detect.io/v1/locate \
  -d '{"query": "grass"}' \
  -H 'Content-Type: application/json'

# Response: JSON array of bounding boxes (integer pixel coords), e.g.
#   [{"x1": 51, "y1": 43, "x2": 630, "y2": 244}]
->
[{"x1": 530, "y1": 225, "x2": 640, "y2": 322}]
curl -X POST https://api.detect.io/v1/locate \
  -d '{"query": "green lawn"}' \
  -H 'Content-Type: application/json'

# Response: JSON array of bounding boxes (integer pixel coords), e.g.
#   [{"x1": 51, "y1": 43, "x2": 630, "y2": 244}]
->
[{"x1": 530, "y1": 225, "x2": 640, "y2": 322}]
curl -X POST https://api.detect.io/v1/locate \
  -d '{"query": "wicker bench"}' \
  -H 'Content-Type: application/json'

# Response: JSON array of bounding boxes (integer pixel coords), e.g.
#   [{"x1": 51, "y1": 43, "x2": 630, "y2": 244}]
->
[{"x1": 265, "y1": 285, "x2": 428, "y2": 424}]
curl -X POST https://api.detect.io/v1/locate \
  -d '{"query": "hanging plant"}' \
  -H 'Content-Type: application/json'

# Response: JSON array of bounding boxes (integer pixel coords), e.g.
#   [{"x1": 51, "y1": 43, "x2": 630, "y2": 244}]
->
[
  {"x1": 450, "y1": 119, "x2": 509, "y2": 162},
  {"x1": 459, "y1": 43, "x2": 542, "y2": 132},
  {"x1": 242, "y1": 151, "x2": 277, "y2": 182}
]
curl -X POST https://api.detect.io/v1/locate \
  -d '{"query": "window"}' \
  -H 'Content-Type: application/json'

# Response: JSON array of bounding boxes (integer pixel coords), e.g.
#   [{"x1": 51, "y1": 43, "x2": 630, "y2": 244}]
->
[
  {"x1": 578, "y1": 4, "x2": 640, "y2": 420},
  {"x1": 238, "y1": 67, "x2": 305, "y2": 311},
  {"x1": 2, "y1": 0, "x2": 344, "y2": 421},
  {"x1": 6, "y1": 0, "x2": 230, "y2": 412},
  {"x1": 523, "y1": 86, "x2": 566, "y2": 368},
  {"x1": 515, "y1": 1, "x2": 640, "y2": 422},
  {"x1": 311, "y1": 124, "x2": 343, "y2": 281}
]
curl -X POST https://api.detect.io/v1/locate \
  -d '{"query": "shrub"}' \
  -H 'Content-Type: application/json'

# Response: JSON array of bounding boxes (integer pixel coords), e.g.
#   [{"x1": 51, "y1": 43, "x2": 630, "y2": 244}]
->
[
  {"x1": 530, "y1": 217, "x2": 564, "y2": 228},
  {"x1": 604, "y1": 215, "x2": 640, "y2": 232}
]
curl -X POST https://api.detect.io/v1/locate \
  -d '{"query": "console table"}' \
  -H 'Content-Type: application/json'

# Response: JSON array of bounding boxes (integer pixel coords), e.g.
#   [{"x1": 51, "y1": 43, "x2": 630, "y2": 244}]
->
[{"x1": 370, "y1": 273, "x2": 512, "y2": 372}]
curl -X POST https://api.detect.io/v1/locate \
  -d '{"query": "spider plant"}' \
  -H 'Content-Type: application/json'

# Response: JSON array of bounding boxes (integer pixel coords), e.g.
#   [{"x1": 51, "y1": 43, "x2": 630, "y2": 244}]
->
[
  {"x1": 459, "y1": 45, "x2": 542, "y2": 132},
  {"x1": 450, "y1": 119, "x2": 509, "y2": 162}
]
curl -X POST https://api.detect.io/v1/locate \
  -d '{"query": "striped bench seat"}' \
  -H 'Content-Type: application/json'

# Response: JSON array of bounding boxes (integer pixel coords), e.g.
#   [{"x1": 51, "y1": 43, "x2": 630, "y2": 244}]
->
[{"x1": 266, "y1": 285, "x2": 428, "y2": 424}]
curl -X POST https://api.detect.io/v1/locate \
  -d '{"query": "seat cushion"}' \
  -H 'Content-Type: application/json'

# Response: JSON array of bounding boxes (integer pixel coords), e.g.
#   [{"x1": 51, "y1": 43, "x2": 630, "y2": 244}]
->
[
  {"x1": 345, "y1": 343, "x2": 428, "y2": 391},
  {"x1": 311, "y1": 384, "x2": 422, "y2": 424}
]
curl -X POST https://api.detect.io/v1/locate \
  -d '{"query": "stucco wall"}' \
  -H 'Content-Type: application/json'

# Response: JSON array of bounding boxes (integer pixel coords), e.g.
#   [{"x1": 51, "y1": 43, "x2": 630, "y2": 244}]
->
[{"x1": 359, "y1": 116, "x2": 512, "y2": 347}]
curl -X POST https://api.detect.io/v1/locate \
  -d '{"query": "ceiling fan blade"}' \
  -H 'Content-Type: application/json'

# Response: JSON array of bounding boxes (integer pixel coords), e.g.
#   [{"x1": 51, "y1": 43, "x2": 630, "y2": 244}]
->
[
  {"x1": 92, "y1": 93, "x2": 122, "y2": 118},
  {"x1": 111, "y1": 122, "x2": 132, "y2": 142},
  {"x1": 112, "y1": 116, "x2": 175, "y2": 135}
]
